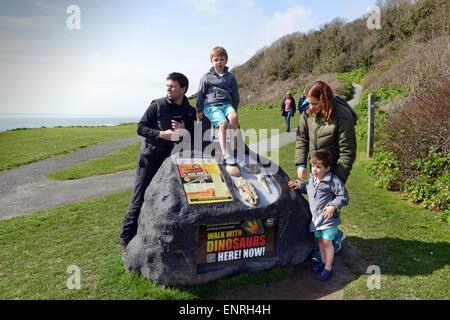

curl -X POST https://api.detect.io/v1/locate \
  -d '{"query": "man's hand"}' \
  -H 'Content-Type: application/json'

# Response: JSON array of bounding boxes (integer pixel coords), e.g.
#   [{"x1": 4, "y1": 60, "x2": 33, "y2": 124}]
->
[
  {"x1": 297, "y1": 167, "x2": 306, "y2": 181},
  {"x1": 159, "y1": 129, "x2": 179, "y2": 142},
  {"x1": 198, "y1": 112, "x2": 204, "y2": 120},
  {"x1": 171, "y1": 119, "x2": 185, "y2": 131},
  {"x1": 323, "y1": 206, "x2": 336, "y2": 219},
  {"x1": 172, "y1": 120, "x2": 189, "y2": 140}
]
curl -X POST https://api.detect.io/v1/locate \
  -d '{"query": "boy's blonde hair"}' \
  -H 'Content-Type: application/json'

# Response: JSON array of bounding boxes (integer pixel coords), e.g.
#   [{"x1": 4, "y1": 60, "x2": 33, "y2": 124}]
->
[{"x1": 210, "y1": 46, "x2": 228, "y2": 62}]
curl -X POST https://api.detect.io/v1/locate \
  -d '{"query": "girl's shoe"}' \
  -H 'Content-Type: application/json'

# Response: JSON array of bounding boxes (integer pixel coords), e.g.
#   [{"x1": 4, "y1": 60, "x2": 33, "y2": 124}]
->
[
  {"x1": 312, "y1": 261, "x2": 325, "y2": 273},
  {"x1": 316, "y1": 268, "x2": 332, "y2": 281}
]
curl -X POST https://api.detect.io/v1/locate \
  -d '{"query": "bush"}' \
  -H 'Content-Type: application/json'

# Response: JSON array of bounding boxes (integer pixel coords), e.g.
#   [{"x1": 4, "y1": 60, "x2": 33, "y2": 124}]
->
[
  {"x1": 402, "y1": 147, "x2": 450, "y2": 212},
  {"x1": 368, "y1": 147, "x2": 450, "y2": 216},
  {"x1": 381, "y1": 79, "x2": 450, "y2": 183},
  {"x1": 367, "y1": 151, "x2": 400, "y2": 190}
]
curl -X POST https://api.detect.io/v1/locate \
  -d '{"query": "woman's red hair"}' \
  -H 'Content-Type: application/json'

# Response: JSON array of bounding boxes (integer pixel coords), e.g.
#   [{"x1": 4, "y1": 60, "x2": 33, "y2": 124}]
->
[{"x1": 306, "y1": 81, "x2": 335, "y2": 122}]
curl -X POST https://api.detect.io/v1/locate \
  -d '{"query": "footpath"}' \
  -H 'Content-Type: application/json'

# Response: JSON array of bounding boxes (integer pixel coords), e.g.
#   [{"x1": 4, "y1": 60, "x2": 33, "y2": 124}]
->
[{"x1": 0, "y1": 83, "x2": 362, "y2": 221}]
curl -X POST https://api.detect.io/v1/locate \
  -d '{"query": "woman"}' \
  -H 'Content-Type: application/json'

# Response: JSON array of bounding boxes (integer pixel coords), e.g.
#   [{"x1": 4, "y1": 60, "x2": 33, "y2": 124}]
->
[
  {"x1": 295, "y1": 80, "x2": 358, "y2": 260},
  {"x1": 280, "y1": 91, "x2": 296, "y2": 132}
]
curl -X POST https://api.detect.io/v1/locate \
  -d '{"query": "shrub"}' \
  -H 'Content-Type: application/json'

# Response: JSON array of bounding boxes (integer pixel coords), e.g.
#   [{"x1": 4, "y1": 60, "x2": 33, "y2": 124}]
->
[
  {"x1": 402, "y1": 147, "x2": 450, "y2": 212},
  {"x1": 381, "y1": 79, "x2": 450, "y2": 183},
  {"x1": 367, "y1": 151, "x2": 400, "y2": 190}
]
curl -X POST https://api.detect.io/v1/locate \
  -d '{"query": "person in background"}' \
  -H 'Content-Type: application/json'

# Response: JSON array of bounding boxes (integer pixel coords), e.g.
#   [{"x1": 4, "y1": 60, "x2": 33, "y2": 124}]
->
[
  {"x1": 280, "y1": 91, "x2": 296, "y2": 132},
  {"x1": 298, "y1": 89, "x2": 309, "y2": 114}
]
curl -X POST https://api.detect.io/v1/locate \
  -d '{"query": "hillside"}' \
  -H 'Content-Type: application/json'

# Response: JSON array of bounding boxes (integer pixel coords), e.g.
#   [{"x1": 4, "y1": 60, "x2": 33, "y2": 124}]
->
[
  {"x1": 231, "y1": 0, "x2": 449, "y2": 105},
  {"x1": 230, "y1": 0, "x2": 449, "y2": 219}
]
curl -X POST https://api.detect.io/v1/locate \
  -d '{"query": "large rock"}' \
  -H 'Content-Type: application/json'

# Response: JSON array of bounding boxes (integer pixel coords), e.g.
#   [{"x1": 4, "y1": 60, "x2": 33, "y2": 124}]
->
[{"x1": 124, "y1": 149, "x2": 313, "y2": 287}]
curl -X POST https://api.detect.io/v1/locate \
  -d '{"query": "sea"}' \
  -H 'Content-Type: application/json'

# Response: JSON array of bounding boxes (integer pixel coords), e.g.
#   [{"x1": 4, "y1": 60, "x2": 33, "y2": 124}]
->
[{"x1": 0, "y1": 113, "x2": 140, "y2": 132}]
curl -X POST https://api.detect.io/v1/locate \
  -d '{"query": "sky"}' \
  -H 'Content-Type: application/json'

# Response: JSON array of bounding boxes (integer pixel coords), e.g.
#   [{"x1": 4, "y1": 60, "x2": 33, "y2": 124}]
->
[{"x1": 0, "y1": 0, "x2": 378, "y2": 116}]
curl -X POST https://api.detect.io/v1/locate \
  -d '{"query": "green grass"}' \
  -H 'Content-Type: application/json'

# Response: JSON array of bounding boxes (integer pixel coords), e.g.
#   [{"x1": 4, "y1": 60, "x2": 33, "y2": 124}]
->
[
  {"x1": 337, "y1": 67, "x2": 368, "y2": 85},
  {"x1": 0, "y1": 124, "x2": 138, "y2": 172},
  {"x1": 44, "y1": 108, "x2": 288, "y2": 180},
  {"x1": 272, "y1": 141, "x2": 450, "y2": 300},
  {"x1": 239, "y1": 108, "x2": 288, "y2": 144},
  {"x1": 1, "y1": 138, "x2": 448, "y2": 299},
  {"x1": 46, "y1": 142, "x2": 141, "y2": 180},
  {"x1": 341, "y1": 153, "x2": 450, "y2": 299},
  {"x1": 2, "y1": 106, "x2": 448, "y2": 300},
  {"x1": 0, "y1": 188, "x2": 293, "y2": 299}
]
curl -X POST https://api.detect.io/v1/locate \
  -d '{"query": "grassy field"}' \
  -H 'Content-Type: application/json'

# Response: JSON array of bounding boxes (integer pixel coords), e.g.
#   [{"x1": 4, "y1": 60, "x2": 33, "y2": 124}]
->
[
  {"x1": 265, "y1": 142, "x2": 450, "y2": 300},
  {"x1": 1, "y1": 105, "x2": 448, "y2": 300},
  {"x1": 0, "y1": 124, "x2": 138, "y2": 172},
  {"x1": 46, "y1": 142, "x2": 141, "y2": 180},
  {"x1": 1, "y1": 135, "x2": 449, "y2": 299},
  {"x1": 43, "y1": 108, "x2": 288, "y2": 180}
]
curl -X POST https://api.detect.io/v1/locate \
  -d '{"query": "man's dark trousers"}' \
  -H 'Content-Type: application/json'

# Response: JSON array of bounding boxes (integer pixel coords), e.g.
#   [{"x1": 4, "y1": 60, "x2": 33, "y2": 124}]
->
[{"x1": 120, "y1": 154, "x2": 163, "y2": 249}]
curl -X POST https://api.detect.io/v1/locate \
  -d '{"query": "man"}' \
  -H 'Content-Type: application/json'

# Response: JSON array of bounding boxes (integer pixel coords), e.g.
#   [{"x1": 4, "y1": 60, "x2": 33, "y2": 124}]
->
[{"x1": 120, "y1": 72, "x2": 197, "y2": 258}]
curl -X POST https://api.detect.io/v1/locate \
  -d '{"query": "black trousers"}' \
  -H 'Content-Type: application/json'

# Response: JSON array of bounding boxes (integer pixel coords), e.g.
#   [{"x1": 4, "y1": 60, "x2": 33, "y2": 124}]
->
[{"x1": 120, "y1": 154, "x2": 163, "y2": 248}]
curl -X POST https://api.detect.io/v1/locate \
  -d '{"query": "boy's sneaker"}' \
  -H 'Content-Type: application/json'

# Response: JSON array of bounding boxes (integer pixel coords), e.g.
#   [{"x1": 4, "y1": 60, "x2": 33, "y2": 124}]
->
[
  {"x1": 312, "y1": 261, "x2": 325, "y2": 273},
  {"x1": 316, "y1": 268, "x2": 332, "y2": 281},
  {"x1": 333, "y1": 229, "x2": 346, "y2": 253},
  {"x1": 224, "y1": 155, "x2": 238, "y2": 166},
  {"x1": 312, "y1": 248, "x2": 322, "y2": 263}
]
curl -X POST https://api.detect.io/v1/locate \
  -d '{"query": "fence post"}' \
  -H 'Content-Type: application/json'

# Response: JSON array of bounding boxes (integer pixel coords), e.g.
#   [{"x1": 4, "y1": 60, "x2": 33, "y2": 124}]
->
[{"x1": 367, "y1": 94, "x2": 375, "y2": 158}]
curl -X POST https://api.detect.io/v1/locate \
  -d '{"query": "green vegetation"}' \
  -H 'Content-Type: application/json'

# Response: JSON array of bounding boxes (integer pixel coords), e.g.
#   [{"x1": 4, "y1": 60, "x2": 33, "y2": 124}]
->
[
  {"x1": 1, "y1": 139, "x2": 448, "y2": 299},
  {"x1": 336, "y1": 67, "x2": 368, "y2": 100},
  {"x1": 44, "y1": 108, "x2": 288, "y2": 180},
  {"x1": 274, "y1": 141, "x2": 450, "y2": 300},
  {"x1": 232, "y1": 0, "x2": 449, "y2": 106},
  {"x1": 353, "y1": 86, "x2": 406, "y2": 141},
  {"x1": 369, "y1": 147, "x2": 450, "y2": 222},
  {"x1": 337, "y1": 67, "x2": 368, "y2": 99},
  {"x1": 46, "y1": 142, "x2": 141, "y2": 180},
  {"x1": 0, "y1": 188, "x2": 293, "y2": 299},
  {"x1": 0, "y1": 124, "x2": 138, "y2": 172},
  {"x1": 1, "y1": 0, "x2": 448, "y2": 300}
]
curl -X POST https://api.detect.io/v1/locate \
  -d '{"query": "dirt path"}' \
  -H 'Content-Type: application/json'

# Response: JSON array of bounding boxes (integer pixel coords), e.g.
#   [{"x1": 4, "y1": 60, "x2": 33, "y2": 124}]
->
[
  {"x1": 213, "y1": 255, "x2": 357, "y2": 300},
  {"x1": 0, "y1": 136, "x2": 141, "y2": 220}
]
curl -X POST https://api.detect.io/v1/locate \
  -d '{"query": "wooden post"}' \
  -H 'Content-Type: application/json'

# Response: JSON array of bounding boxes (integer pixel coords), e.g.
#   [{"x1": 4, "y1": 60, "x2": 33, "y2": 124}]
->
[{"x1": 367, "y1": 94, "x2": 375, "y2": 158}]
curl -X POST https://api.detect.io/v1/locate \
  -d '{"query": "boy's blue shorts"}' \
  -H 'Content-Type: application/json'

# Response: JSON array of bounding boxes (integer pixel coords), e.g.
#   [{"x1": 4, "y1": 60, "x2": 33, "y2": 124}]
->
[
  {"x1": 314, "y1": 226, "x2": 338, "y2": 241},
  {"x1": 203, "y1": 104, "x2": 237, "y2": 128}
]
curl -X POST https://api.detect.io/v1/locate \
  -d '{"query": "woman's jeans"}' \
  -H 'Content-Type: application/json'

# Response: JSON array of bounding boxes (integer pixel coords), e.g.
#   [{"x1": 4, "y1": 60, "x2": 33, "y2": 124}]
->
[{"x1": 284, "y1": 111, "x2": 293, "y2": 129}]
